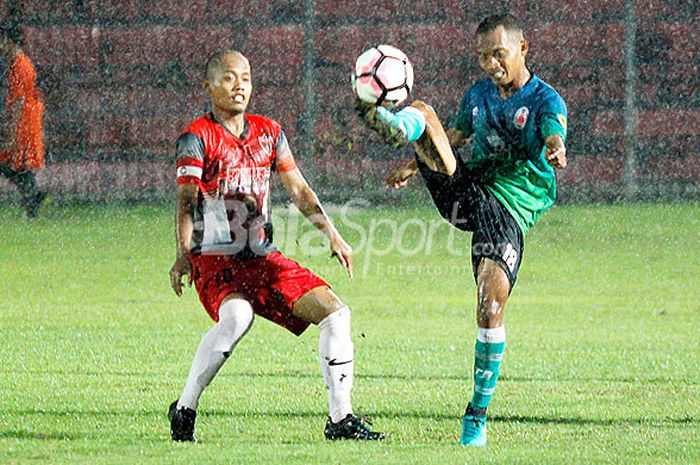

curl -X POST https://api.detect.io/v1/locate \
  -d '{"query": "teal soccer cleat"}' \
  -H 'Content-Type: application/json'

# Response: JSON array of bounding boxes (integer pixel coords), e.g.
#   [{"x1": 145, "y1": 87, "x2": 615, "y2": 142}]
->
[{"x1": 460, "y1": 406, "x2": 487, "y2": 447}]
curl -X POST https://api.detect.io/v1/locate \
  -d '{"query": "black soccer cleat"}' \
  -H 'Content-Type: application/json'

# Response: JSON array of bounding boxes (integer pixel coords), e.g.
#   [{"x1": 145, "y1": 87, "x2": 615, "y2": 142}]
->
[
  {"x1": 324, "y1": 414, "x2": 385, "y2": 441},
  {"x1": 168, "y1": 400, "x2": 197, "y2": 442}
]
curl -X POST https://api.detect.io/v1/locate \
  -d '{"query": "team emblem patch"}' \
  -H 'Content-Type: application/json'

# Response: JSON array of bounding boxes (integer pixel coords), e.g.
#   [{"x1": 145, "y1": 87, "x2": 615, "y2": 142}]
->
[
  {"x1": 258, "y1": 134, "x2": 274, "y2": 157},
  {"x1": 513, "y1": 106, "x2": 529, "y2": 129},
  {"x1": 472, "y1": 106, "x2": 479, "y2": 119},
  {"x1": 557, "y1": 114, "x2": 567, "y2": 130}
]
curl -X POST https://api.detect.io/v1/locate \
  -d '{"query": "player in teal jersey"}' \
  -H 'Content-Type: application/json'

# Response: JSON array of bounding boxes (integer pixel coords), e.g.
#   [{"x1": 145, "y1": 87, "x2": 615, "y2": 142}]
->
[{"x1": 356, "y1": 13, "x2": 568, "y2": 446}]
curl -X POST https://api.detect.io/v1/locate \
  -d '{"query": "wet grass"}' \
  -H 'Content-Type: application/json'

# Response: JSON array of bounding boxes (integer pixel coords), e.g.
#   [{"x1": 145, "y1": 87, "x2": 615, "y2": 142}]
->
[{"x1": 0, "y1": 203, "x2": 698, "y2": 464}]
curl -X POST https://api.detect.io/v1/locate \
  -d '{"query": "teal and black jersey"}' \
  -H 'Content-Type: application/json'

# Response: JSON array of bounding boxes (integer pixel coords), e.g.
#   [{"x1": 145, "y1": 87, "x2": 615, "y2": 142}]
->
[{"x1": 454, "y1": 75, "x2": 567, "y2": 235}]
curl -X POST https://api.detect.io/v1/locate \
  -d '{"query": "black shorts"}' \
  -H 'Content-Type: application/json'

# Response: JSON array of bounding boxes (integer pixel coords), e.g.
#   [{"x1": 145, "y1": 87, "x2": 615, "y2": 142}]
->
[{"x1": 417, "y1": 158, "x2": 524, "y2": 290}]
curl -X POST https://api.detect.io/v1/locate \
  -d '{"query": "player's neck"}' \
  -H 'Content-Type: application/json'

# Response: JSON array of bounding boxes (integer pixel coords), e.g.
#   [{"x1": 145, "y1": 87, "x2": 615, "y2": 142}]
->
[
  {"x1": 211, "y1": 108, "x2": 246, "y2": 138},
  {"x1": 498, "y1": 68, "x2": 531, "y2": 99}
]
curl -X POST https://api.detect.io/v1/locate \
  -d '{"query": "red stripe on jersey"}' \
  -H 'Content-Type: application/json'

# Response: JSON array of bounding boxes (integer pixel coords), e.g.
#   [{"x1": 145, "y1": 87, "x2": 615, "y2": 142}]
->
[
  {"x1": 177, "y1": 175, "x2": 201, "y2": 186},
  {"x1": 276, "y1": 157, "x2": 297, "y2": 173},
  {"x1": 176, "y1": 157, "x2": 204, "y2": 168},
  {"x1": 199, "y1": 178, "x2": 219, "y2": 193}
]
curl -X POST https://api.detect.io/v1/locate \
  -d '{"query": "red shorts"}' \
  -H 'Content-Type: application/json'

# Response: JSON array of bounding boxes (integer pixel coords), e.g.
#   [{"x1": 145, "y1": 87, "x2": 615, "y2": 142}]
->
[{"x1": 189, "y1": 251, "x2": 329, "y2": 336}]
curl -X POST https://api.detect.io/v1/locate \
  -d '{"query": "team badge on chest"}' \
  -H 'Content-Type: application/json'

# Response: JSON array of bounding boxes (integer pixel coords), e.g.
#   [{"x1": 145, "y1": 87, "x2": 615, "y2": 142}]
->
[
  {"x1": 513, "y1": 106, "x2": 529, "y2": 130},
  {"x1": 257, "y1": 134, "x2": 274, "y2": 157}
]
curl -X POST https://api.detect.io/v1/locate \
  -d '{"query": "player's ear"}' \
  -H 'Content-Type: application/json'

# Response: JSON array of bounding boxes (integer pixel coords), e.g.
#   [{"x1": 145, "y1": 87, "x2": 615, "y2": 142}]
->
[{"x1": 520, "y1": 38, "x2": 529, "y2": 58}]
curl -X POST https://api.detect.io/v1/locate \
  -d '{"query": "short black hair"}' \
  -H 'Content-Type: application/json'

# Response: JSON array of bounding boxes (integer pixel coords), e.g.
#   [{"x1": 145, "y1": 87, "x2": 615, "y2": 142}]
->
[
  {"x1": 205, "y1": 50, "x2": 246, "y2": 80},
  {"x1": 476, "y1": 12, "x2": 523, "y2": 36}
]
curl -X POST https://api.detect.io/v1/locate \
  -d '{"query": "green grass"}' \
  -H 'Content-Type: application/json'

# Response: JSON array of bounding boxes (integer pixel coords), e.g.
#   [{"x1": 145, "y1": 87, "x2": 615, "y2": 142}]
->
[{"x1": 0, "y1": 203, "x2": 698, "y2": 464}]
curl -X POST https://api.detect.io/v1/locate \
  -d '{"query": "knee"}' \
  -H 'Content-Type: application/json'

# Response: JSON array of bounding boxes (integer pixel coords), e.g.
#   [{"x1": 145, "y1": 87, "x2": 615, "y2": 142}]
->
[
  {"x1": 218, "y1": 299, "x2": 254, "y2": 337},
  {"x1": 312, "y1": 290, "x2": 347, "y2": 325},
  {"x1": 410, "y1": 100, "x2": 436, "y2": 117},
  {"x1": 318, "y1": 305, "x2": 351, "y2": 332},
  {"x1": 476, "y1": 296, "x2": 504, "y2": 326}
]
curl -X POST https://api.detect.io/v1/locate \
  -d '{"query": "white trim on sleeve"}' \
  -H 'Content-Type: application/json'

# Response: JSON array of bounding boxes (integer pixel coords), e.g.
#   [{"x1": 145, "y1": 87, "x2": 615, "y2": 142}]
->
[{"x1": 177, "y1": 166, "x2": 203, "y2": 179}]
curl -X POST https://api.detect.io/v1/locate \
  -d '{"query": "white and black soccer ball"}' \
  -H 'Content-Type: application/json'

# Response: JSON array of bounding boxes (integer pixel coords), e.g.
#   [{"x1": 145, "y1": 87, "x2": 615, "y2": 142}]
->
[{"x1": 352, "y1": 45, "x2": 414, "y2": 106}]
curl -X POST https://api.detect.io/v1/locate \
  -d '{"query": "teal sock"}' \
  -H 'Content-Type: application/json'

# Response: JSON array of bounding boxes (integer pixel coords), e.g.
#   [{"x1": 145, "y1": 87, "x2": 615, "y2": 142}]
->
[{"x1": 470, "y1": 326, "x2": 506, "y2": 410}]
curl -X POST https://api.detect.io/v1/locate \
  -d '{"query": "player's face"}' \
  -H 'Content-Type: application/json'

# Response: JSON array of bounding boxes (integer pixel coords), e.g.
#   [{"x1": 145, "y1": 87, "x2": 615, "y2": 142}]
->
[
  {"x1": 475, "y1": 26, "x2": 528, "y2": 88},
  {"x1": 205, "y1": 53, "x2": 252, "y2": 114}
]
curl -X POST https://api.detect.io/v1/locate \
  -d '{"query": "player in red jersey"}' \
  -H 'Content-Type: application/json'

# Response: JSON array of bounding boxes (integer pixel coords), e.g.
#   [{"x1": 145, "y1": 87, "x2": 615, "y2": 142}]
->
[{"x1": 167, "y1": 50, "x2": 383, "y2": 442}]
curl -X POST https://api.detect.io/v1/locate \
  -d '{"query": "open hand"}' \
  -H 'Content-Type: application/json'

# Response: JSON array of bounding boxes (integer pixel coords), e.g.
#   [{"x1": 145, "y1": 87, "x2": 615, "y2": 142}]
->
[
  {"x1": 544, "y1": 135, "x2": 567, "y2": 169},
  {"x1": 330, "y1": 236, "x2": 353, "y2": 279},
  {"x1": 169, "y1": 254, "x2": 193, "y2": 297},
  {"x1": 385, "y1": 160, "x2": 418, "y2": 189}
]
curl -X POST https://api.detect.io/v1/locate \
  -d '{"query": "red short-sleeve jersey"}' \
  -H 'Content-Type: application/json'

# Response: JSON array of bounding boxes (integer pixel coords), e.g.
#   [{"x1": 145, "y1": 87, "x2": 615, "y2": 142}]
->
[{"x1": 176, "y1": 113, "x2": 297, "y2": 258}]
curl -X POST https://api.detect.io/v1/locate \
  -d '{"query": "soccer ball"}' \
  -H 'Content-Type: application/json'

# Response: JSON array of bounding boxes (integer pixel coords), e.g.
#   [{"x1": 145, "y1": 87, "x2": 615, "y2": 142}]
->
[{"x1": 352, "y1": 45, "x2": 414, "y2": 106}]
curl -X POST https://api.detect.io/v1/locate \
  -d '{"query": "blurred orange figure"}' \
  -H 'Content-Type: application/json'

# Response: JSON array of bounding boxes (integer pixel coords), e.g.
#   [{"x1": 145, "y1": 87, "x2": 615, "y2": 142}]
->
[{"x1": 0, "y1": 31, "x2": 45, "y2": 217}]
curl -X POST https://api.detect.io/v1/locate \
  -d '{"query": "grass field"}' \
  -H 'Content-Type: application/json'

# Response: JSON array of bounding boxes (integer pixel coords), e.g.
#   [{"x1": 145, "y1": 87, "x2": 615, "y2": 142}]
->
[{"x1": 0, "y1": 203, "x2": 698, "y2": 464}]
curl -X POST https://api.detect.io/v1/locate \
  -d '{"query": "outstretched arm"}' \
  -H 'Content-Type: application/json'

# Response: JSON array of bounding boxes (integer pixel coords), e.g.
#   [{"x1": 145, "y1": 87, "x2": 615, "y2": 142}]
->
[
  {"x1": 279, "y1": 167, "x2": 353, "y2": 278},
  {"x1": 384, "y1": 124, "x2": 469, "y2": 189},
  {"x1": 539, "y1": 96, "x2": 568, "y2": 170}
]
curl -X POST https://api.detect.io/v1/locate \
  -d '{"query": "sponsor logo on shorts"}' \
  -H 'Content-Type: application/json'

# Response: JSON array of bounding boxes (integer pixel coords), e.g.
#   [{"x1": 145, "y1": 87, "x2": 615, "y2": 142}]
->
[{"x1": 514, "y1": 106, "x2": 529, "y2": 129}]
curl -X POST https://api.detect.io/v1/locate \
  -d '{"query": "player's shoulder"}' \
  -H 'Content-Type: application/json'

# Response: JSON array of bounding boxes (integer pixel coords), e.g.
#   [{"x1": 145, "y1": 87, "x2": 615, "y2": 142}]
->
[
  {"x1": 466, "y1": 79, "x2": 492, "y2": 98},
  {"x1": 181, "y1": 114, "x2": 216, "y2": 138},
  {"x1": 460, "y1": 79, "x2": 491, "y2": 108},
  {"x1": 531, "y1": 76, "x2": 566, "y2": 106},
  {"x1": 246, "y1": 113, "x2": 282, "y2": 134}
]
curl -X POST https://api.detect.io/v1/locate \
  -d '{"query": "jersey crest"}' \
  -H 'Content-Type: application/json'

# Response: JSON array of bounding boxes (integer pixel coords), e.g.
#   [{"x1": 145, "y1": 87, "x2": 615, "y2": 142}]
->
[
  {"x1": 513, "y1": 106, "x2": 529, "y2": 130},
  {"x1": 257, "y1": 133, "x2": 274, "y2": 157}
]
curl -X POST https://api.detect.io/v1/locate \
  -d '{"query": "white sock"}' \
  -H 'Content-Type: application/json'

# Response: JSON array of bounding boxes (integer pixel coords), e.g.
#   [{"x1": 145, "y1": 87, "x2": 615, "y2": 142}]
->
[
  {"x1": 318, "y1": 306, "x2": 354, "y2": 423},
  {"x1": 177, "y1": 299, "x2": 254, "y2": 411}
]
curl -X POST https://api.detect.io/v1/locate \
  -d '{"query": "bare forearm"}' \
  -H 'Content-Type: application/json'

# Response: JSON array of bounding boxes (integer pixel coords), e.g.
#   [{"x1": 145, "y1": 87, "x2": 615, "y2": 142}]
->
[
  {"x1": 175, "y1": 191, "x2": 196, "y2": 256},
  {"x1": 544, "y1": 134, "x2": 564, "y2": 149},
  {"x1": 403, "y1": 158, "x2": 418, "y2": 171},
  {"x1": 396, "y1": 157, "x2": 419, "y2": 177},
  {"x1": 176, "y1": 213, "x2": 194, "y2": 256},
  {"x1": 293, "y1": 187, "x2": 339, "y2": 240}
]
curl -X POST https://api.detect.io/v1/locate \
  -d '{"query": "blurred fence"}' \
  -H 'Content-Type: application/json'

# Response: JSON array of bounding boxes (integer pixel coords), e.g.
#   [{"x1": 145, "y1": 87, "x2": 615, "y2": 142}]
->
[{"x1": 0, "y1": 0, "x2": 698, "y2": 204}]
